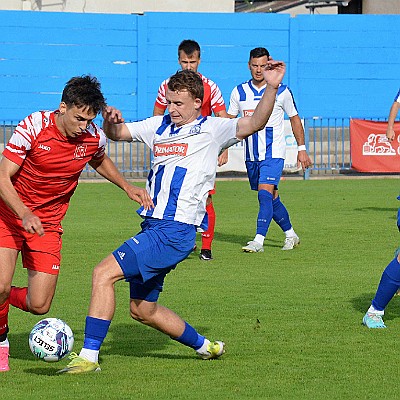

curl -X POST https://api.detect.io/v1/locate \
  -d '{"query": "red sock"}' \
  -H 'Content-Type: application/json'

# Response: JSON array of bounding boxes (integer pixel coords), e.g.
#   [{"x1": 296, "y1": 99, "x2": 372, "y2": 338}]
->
[
  {"x1": 9, "y1": 287, "x2": 29, "y2": 312},
  {"x1": 201, "y1": 202, "x2": 216, "y2": 250},
  {"x1": 0, "y1": 300, "x2": 10, "y2": 337}
]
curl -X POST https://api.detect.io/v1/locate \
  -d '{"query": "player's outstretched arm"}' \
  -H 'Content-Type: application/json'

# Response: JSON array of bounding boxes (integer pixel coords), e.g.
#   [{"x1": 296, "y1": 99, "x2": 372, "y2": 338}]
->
[
  {"x1": 386, "y1": 101, "x2": 399, "y2": 142},
  {"x1": 290, "y1": 115, "x2": 313, "y2": 171},
  {"x1": 0, "y1": 157, "x2": 44, "y2": 236},
  {"x1": 102, "y1": 106, "x2": 133, "y2": 142},
  {"x1": 89, "y1": 155, "x2": 154, "y2": 210},
  {"x1": 236, "y1": 60, "x2": 286, "y2": 140}
]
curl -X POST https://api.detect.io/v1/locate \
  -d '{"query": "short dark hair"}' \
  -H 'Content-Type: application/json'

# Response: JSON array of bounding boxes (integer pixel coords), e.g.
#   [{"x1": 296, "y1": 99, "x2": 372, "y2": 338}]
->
[
  {"x1": 178, "y1": 40, "x2": 201, "y2": 58},
  {"x1": 61, "y1": 75, "x2": 106, "y2": 115},
  {"x1": 167, "y1": 70, "x2": 204, "y2": 101},
  {"x1": 249, "y1": 47, "x2": 270, "y2": 60}
]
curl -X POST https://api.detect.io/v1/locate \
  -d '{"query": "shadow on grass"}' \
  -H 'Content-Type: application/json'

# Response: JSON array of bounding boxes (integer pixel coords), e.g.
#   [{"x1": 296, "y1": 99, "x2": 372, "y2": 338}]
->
[
  {"x1": 24, "y1": 366, "x2": 60, "y2": 376},
  {"x1": 214, "y1": 231, "x2": 282, "y2": 248},
  {"x1": 353, "y1": 207, "x2": 398, "y2": 213},
  {"x1": 103, "y1": 322, "x2": 211, "y2": 360},
  {"x1": 351, "y1": 292, "x2": 400, "y2": 323}
]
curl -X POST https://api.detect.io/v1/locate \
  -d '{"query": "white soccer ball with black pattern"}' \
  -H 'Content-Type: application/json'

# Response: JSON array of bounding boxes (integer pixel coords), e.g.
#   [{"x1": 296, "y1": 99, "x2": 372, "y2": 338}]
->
[{"x1": 29, "y1": 318, "x2": 74, "y2": 362}]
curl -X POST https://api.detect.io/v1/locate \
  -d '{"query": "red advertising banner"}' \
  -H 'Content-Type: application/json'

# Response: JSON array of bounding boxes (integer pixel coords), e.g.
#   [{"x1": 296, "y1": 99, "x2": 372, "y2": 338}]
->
[{"x1": 350, "y1": 119, "x2": 400, "y2": 173}]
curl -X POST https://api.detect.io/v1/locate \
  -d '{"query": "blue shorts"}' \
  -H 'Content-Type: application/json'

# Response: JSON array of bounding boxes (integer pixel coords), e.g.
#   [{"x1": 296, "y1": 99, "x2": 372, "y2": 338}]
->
[
  {"x1": 245, "y1": 158, "x2": 284, "y2": 191},
  {"x1": 112, "y1": 217, "x2": 196, "y2": 302}
]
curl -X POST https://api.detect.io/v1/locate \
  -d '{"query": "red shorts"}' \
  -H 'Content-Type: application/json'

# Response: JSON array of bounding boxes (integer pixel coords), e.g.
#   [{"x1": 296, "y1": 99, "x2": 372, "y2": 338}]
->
[{"x1": 0, "y1": 209, "x2": 63, "y2": 275}]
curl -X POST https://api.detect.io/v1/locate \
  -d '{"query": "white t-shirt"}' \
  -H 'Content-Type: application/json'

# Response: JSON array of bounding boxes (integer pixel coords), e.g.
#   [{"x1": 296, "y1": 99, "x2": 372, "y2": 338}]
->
[
  {"x1": 228, "y1": 81, "x2": 298, "y2": 160},
  {"x1": 126, "y1": 115, "x2": 239, "y2": 227}
]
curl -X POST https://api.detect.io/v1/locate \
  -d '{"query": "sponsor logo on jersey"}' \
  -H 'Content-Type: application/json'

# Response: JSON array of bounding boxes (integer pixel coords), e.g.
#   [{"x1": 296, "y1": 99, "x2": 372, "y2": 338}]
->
[
  {"x1": 117, "y1": 251, "x2": 125, "y2": 260},
  {"x1": 74, "y1": 144, "x2": 88, "y2": 160},
  {"x1": 243, "y1": 109, "x2": 254, "y2": 117},
  {"x1": 154, "y1": 143, "x2": 188, "y2": 157},
  {"x1": 38, "y1": 144, "x2": 51, "y2": 151},
  {"x1": 52, "y1": 264, "x2": 60, "y2": 270}
]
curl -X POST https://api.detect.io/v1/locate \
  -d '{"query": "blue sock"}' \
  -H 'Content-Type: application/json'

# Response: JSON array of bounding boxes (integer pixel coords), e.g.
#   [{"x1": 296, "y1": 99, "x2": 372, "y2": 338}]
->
[
  {"x1": 256, "y1": 190, "x2": 273, "y2": 236},
  {"x1": 173, "y1": 322, "x2": 205, "y2": 350},
  {"x1": 83, "y1": 316, "x2": 111, "y2": 351},
  {"x1": 371, "y1": 258, "x2": 400, "y2": 311},
  {"x1": 272, "y1": 196, "x2": 292, "y2": 232}
]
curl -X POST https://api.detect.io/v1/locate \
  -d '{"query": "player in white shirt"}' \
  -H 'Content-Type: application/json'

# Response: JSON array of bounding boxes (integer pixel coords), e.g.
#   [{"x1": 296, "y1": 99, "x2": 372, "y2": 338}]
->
[
  {"x1": 228, "y1": 47, "x2": 312, "y2": 253},
  {"x1": 153, "y1": 39, "x2": 230, "y2": 261},
  {"x1": 58, "y1": 60, "x2": 286, "y2": 373},
  {"x1": 386, "y1": 88, "x2": 400, "y2": 142}
]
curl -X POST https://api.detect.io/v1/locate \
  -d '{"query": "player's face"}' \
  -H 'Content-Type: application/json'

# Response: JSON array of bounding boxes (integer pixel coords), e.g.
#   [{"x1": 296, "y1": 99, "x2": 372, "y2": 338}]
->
[
  {"x1": 166, "y1": 89, "x2": 202, "y2": 127},
  {"x1": 248, "y1": 56, "x2": 269, "y2": 86},
  {"x1": 178, "y1": 51, "x2": 201, "y2": 72},
  {"x1": 57, "y1": 103, "x2": 97, "y2": 138}
]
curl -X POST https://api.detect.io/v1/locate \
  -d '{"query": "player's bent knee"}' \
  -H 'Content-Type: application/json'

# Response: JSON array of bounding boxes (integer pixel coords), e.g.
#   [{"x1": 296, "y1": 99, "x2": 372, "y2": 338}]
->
[
  {"x1": 92, "y1": 255, "x2": 123, "y2": 287},
  {"x1": 130, "y1": 301, "x2": 157, "y2": 325},
  {"x1": 0, "y1": 283, "x2": 11, "y2": 302},
  {"x1": 28, "y1": 302, "x2": 51, "y2": 315}
]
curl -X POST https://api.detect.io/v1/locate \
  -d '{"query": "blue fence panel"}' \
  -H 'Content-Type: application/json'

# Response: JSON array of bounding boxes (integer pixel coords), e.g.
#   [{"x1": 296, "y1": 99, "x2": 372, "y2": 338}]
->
[
  {"x1": 1, "y1": 11, "x2": 399, "y2": 179},
  {"x1": 0, "y1": 10, "x2": 139, "y2": 120}
]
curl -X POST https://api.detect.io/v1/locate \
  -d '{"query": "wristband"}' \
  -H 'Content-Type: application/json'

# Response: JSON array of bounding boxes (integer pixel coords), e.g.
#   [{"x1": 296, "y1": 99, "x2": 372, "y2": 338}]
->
[{"x1": 298, "y1": 145, "x2": 306, "y2": 151}]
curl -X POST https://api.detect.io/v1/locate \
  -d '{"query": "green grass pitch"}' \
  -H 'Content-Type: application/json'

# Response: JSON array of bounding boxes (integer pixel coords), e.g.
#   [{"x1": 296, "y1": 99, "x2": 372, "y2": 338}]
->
[{"x1": 3, "y1": 178, "x2": 399, "y2": 399}]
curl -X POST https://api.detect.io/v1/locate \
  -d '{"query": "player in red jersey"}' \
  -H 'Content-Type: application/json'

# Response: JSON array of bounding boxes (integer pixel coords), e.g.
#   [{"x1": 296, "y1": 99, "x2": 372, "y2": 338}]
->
[
  {"x1": 0, "y1": 75, "x2": 153, "y2": 371},
  {"x1": 153, "y1": 39, "x2": 228, "y2": 261}
]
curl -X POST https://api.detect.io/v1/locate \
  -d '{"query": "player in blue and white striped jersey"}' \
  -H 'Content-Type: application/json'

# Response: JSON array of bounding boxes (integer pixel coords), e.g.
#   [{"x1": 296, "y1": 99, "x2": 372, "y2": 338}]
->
[
  {"x1": 386, "y1": 88, "x2": 400, "y2": 142},
  {"x1": 362, "y1": 195, "x2": 400, "y2": 329},
  {"x1": 58, "y1": 60, "x2": 286, "y2": 373},
  {"x1": 228, "y1": 47, "x2": 312, "y2": 253}
]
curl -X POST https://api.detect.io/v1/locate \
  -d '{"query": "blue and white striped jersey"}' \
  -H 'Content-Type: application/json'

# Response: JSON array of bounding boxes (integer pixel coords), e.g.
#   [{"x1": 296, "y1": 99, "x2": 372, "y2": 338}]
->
[
  {"x1": 228, "y1": 81, "x2": 298, "y2": 160},
  {"x1": 394, "y1": 89, "x2": 400, "y2": 103},
  {"x1": 126, "y1": 115, "x2": 239, "y2": 227}
]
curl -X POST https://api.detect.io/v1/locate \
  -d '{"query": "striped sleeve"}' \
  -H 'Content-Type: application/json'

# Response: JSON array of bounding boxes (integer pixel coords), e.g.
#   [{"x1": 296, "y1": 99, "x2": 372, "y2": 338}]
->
[
  {"x1": 154, "y1": 79, "x2": 169, "y2": 111},
  {"x1": 2, "y1": 111, "x2": 51, "y2": 165},
  {"x1": 204, "y1": 77, "x2": 226, "y2": 113}
]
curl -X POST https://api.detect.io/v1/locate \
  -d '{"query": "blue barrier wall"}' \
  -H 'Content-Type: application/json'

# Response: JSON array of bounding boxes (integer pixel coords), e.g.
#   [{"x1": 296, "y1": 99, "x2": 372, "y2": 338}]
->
[{"x1": 0, "y1": 11, "x2": 398, "y2": 121}]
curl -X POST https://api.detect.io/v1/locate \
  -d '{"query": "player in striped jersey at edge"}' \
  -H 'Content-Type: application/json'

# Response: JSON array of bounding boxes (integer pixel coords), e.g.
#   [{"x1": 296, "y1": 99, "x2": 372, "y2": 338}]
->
[
  {"x1": 227, "y1": 47, "x2": 312, "y2": 253},
  {"x1": 362, "y1": 195, "x2": 400, "y2": 328},
  {"x1": 362, "y1": 88, "x2": 400, "y2": 329},
  {"x1": 0, "y1": 76, "x2": 152, "y2": 372},
  {"x1": 385, "y1": 88, "x2": 400, "y2": 142},
  {"x1": 57, "y1": 59, "x2": 286, "y2": 373},
  {"x1": 153, "y1": 39, "x2": 229, "y2": 261}
]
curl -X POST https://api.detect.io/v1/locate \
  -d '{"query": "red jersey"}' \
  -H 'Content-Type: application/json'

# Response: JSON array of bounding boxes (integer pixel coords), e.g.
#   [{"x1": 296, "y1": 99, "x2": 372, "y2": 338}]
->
[
  {"x1": 154, "y1": 73, "x2": 226, "y2": 117},
  {"x1": 2, "y1": 110, "x2": 106, "y2": 225}
]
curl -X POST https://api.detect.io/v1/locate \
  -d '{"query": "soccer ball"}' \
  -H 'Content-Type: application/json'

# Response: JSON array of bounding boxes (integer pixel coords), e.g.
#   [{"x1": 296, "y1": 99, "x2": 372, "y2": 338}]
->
[{"x1": 29, "y1": 318, "x2": 74, "y2": 362}]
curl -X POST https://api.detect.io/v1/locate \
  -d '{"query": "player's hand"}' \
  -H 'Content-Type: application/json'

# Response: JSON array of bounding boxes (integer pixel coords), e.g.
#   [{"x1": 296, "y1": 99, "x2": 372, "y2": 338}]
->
[
  {"x1": 126, "y1": 185, "x2": 154, "y2": 210},
  {"x1": 297, "y1": 151, "x2": 313, "y2": 171},
  {"x1": 21, "y1": 211, "x2": 45, "y2": 236},
  {"x1": 218, "y1": 149, "x2": 228, "y2": 166},
  {"x1": 102, "y1": 106, "x2": 125, "y2": 124},
  {"x1": 263, "y1": 60, "x2": 286, "y2": 89},
  {"x1": 386, "y1": 128, "x2": 395, "y2": 142}
]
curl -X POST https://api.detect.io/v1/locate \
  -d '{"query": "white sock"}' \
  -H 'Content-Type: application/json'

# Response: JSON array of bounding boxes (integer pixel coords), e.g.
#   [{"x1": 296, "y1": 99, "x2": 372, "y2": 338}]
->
[
  {"x1": 196, "y1": 338, "x2": 210, "y2": 355},
  {"x1": 254, "y1": 234, "x2": 265, "y2": 246},
  {"x1": 284, "y1": 228, "x2": 297, "y2": 238},
  {"x1": 0, "y1": 338, "x2": 9, "y2": 347},
  {"x1": 79, "y1": 348, "x2": 99, "y2": 363},
  {"x1": 368, "y1": 305, "x2": 384, "y2": 315}
]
